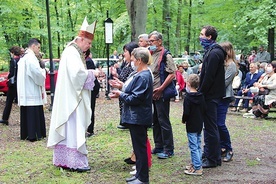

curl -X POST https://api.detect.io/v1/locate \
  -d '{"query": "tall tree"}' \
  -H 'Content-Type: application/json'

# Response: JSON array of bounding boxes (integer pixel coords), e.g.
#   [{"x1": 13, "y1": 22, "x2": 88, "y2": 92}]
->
[{"x1": 125, "y1": 0, "x2": 148, "y2": 42}]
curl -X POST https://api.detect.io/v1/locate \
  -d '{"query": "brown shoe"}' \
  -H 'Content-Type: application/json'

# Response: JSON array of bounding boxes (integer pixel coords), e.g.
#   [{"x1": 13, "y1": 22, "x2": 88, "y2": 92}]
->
[{"x1": 184, "y1": 166, "x2": 203, "y2": 176}]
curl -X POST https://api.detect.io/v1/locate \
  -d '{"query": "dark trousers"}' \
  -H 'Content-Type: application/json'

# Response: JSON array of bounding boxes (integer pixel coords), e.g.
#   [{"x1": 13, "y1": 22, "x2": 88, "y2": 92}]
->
[
  {"x1": 203, "y1": 99, "x2": 221, "y2": 164},
  {"x1": 217, "y1": 98, "x2": 232, "y2": 151},
  {"x1": 87, "y1": 88, "x2": 99, "y2": 134},
  {"x1": 2, "y1": 86, "x2": 17, "y2": 121},
  {"x1": 152, "y1": 99, "x2": 174, "y2": 151},
  {"x1": 129, "y1": 124, "x2": 149, "y2": 182},
  {"x1": 20, "y1": 105, "x2": 46, "y2": 141}
]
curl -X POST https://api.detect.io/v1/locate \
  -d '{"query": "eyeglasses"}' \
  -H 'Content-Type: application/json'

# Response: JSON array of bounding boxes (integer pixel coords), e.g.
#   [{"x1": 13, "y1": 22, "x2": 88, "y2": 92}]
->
[{"x1": 149, "y1": 39, "x2": 158, "y2": 43}]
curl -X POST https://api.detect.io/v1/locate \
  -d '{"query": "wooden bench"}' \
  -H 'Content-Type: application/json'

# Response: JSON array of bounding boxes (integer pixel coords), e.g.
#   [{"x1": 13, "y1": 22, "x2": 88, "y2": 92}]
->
[{"x1": 234, "y1": 95, "x2": 253, "y2": 100}]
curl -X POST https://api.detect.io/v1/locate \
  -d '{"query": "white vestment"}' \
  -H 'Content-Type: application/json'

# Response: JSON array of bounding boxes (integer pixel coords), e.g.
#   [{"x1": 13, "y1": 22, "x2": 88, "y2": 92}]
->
[
  {"x1": 47, "y1": 44, "x2": 95, "y2": 169},
  {"x1": 17, "y1": 49, "x2": 46, "y2": 106}
]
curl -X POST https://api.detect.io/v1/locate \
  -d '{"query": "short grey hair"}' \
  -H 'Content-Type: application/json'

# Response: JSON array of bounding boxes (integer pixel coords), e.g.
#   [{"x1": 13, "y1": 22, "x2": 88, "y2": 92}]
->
[
  {"x1": 138, "y1": 34, "x2": 149, "y2": 41},
  {"x1": 148, "y1": 31, "x2": 163, "y2": 40},
  {"x1": 131, "y1": 47, "x2": 149, "y2": 64}
]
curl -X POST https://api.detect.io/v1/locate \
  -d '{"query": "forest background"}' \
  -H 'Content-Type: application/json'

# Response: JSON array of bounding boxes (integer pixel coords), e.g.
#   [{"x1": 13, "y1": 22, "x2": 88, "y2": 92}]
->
[{"x1": 0, "y1": 0, "x2": 275, "y2": 70}]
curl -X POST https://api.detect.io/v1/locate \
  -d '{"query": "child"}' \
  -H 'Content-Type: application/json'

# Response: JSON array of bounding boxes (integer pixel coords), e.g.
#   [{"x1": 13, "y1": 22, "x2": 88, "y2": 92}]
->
[{"x1": 182, "y1": 74, "x2": 205, "y2": 176}]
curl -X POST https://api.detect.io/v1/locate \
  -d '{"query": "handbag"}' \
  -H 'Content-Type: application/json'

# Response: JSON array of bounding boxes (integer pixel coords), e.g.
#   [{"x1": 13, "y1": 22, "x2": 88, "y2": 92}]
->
[
  {"x1": 163, "y1": 80, "x2": 177, "y2": 100},
  {"x1": 258, "y1": 88, "x2": 270, "y2": 95}
]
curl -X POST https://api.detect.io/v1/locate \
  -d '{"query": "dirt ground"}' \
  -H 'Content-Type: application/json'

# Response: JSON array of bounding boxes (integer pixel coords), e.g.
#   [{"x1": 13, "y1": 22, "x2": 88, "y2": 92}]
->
[{"x1": 0, "y1": 91, "x2": 276, "y2": 183}]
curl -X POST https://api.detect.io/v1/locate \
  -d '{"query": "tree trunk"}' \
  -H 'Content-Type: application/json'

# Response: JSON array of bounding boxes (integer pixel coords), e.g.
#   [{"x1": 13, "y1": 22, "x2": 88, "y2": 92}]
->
[
  {"x1": 185, "y1": 0, "x2": 192, "y2": 54},
  {"x1": 268, "y1": 28, "x2": 275, "y2": 61},
  {"x1": 125, "y1": 0, "x2": 148, "y2": 42},
  {"x1": 175, "y1": 0, "x2": 183, "y2": 57},
  {"x1": 162, "y1": 0, "x2": 170, "y2": 50}
]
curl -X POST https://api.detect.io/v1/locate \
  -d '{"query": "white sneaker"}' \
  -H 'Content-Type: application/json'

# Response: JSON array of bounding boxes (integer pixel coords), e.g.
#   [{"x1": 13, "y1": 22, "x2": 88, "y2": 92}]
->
[
  {"x1": 132, "y1": 166, "x2": 136, "y2": 170},
  {"x1": 130, "y1": 169, "x2": 137, "y2": 175},
  {"x1": 243, "y1": 112, "x2": 255, "y2": 118}
]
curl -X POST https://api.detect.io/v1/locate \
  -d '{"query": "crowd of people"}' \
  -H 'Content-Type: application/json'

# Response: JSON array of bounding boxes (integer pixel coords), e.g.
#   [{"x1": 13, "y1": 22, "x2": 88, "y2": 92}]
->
[{"x1": 1, "y1": 20, "x2": 275, "y2": 184}]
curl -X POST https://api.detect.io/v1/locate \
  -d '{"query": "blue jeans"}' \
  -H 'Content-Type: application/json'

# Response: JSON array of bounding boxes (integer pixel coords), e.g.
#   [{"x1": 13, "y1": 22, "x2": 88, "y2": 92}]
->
[
  {"x1": 187, "y1": 132, "x2": 202, "y2": 170},
  {"x1": 217, "y1": 98, "x2": 232, "y2": 151},
  {"x1": 234, "y1": 90, "x2": 252, "y2": 108}
]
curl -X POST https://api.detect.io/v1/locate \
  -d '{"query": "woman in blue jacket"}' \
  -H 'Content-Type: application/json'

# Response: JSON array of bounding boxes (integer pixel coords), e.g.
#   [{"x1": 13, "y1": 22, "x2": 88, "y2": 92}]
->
[{"x1": 109, "y1": 47, "x2": 153, "y2": 184}]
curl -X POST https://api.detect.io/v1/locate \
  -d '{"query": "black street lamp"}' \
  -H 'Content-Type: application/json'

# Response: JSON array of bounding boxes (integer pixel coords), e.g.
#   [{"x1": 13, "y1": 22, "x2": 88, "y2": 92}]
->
[
  {"x1": 165, "y1": 15, "x2": 171, "y2": 50},
  {"x1": 104, "y1": 11, "x2": 113, "y2": 100},
  {"x1": 45, "y1": 0, "x2": 55, "y2": 110}
]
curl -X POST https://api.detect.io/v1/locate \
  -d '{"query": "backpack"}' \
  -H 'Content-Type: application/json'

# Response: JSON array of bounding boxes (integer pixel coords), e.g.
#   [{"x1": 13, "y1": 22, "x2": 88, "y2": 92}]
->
[{"x1": 158, "y1": 49, "x2": 177, "y2": 100}]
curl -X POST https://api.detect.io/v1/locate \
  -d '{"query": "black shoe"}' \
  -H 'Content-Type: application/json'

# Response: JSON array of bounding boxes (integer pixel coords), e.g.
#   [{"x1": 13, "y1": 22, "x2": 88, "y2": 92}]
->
[
  {"x1": 124, "y1": 157, "x2": 136, "y2": 164},
  {"x1": 86, "y1": 132, "x2": 94, "y2": 138},
  {"x1": 117, "y1": 125, "x2": 128, "y2": 130},
  {"x1": 126, "y1": 176, "x2": 137, "y2": 182},
  {"x1": 223, "y1": 151, "x2": 233, "y2": 162},
  {"x1": 74, "y1": 166, "x2": 91, "y2": 172},
  {"x1": 151, "y1": 148, "x2": 163, "y2": 154},
  {"x1": 202, "y1": 158, "x2": 218, "y2": 168},
  {"x1": 0, "y1": 120, "x2": 9, "y2": 125}
]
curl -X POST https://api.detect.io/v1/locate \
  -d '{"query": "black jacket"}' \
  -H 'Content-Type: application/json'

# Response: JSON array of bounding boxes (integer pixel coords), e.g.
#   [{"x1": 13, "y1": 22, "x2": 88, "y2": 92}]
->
[
  {"x1": 182, "y1": 91, "x2": 205, "y2": 133},
  {"x1": 199, "y1": 44, "x2": 226, "y2": 100}
]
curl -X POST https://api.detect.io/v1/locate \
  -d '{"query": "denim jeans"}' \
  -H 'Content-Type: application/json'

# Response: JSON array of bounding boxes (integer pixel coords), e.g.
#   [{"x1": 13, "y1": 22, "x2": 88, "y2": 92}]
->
[
  {"x1": 187, "y1": 132, "x2": 202, "y2": 170},
  {"x1": 217, "y1": 98, "x2": 232, "y2": 151},
  {"x1": 234, "y1": 90, "x2": 252, "y2": 108}
]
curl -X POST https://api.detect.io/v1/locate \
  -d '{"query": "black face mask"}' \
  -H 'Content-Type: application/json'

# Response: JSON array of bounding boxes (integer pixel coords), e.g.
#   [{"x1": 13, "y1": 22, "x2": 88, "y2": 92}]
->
[{"x1": 184, "y1": 68, "x2": 188, "y2": 71}]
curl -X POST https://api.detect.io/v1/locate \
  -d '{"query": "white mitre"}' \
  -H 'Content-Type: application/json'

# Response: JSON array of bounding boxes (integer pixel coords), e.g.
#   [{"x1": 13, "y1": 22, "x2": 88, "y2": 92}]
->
[{"x1": 78, "y1": 16, "x2": 97, "y2": 40}]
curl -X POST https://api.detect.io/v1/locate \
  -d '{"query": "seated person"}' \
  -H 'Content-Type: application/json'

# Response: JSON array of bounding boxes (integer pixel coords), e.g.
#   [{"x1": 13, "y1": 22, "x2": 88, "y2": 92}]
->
[
  {"x1": 251, "y1": 61, "x2": 276, "y2": 118},
  {"x1": 231, "y1": 63, "x2": 262, "y2": 112}
]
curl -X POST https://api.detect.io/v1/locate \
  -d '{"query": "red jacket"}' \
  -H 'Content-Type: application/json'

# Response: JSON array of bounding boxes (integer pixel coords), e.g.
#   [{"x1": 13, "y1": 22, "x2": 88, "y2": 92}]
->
[{"x1": 175, "y1": 70, "x2": 185, "y2": 91}]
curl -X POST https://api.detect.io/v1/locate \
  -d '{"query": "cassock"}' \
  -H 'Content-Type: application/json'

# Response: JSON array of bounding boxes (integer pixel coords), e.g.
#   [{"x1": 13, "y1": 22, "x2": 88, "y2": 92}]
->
[{"x1": 17, "y1": 49, "x2": 46, "y2": 141}]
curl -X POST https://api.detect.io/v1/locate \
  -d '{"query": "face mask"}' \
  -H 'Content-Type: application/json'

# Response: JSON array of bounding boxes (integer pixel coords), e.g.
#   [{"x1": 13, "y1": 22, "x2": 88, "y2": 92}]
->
[
  {"x1": 259, "y1": 68, "x2": 264, "y2": 73},
  {"x1": 149, "y1": 45, "x2": 157, "y2": 52},
  {"x1": 265, "y1": 66, "x2": 273, "y2": 74},
  {"x1": 199, "y1": 37, "x2": 215, "y2": 50},
  {"x1": 131, "y1": 61, "x2": 137, "y2": 71}
]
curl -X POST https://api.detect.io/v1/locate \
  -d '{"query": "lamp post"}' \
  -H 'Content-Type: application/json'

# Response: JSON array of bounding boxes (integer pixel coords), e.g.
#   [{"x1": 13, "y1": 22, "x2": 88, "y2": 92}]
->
[
  {"x1": 45, "y1": 0, "x2": 55, "y2": 111},
  {"x1": 165, "y1": 15, "x2": 171, "y2": 50},
  {"x1": 104, "y1": 11, "x2": 113, "y2": 100}
]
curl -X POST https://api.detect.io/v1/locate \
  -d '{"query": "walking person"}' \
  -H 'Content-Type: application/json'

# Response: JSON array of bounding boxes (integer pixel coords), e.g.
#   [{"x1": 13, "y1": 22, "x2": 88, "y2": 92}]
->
[
  {"x1": 148, "y1": 31, "x2": 176, "y2": 159},
  {"x1": 47, "y1": 17, "x2": 97, "y2": 172},
  {"x1": 17, "y1": 38, "x2": 46, "y2": 142},
  {"x1": 109, "y1": 47, "x2": 153, "y2": 184},
  {"x1": 198, "y1": 25, "x2": 226, "y2": 168},
  {"x1": 218, "y1": 42, "x2": 237, "y2": 162},
  {"x1": 0, "y1": 46, "x2": 22, "y2": 125},
  {"x1": 182, "y1": 74, "x2": 205, "y2": 176}
]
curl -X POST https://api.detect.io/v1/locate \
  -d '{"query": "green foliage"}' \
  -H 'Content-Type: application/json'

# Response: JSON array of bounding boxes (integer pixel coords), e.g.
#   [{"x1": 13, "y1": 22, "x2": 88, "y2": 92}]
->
[{"x1": 0, "y1": 0, "x2": 274, "y2": 62}]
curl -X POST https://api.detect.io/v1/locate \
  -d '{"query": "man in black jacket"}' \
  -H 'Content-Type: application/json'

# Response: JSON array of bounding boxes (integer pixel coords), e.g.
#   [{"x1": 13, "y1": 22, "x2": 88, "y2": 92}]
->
[
  {"x1": 198, "y1": 25, "x2": 226, "y2": 168},
  {"x1": 0, "y1": 46, "x2": 22, "y2": 125}
]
